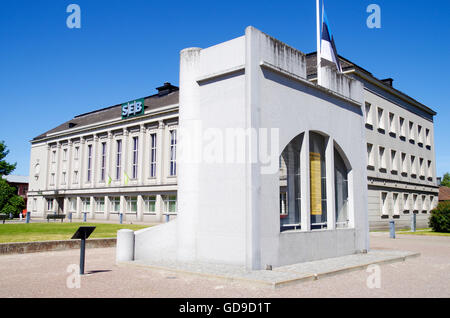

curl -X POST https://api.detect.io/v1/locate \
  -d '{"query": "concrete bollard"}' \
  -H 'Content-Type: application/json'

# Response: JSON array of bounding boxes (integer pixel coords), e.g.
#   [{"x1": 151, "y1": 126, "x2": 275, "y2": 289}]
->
[
  {"x1": 83, "y1": 212, "x2": 87, "y2": 222},
  {"x1": 165, "y1": 214, "x2": 170, "y2": 223},
  {"x1": 119, "y1": 213, "x2": 123, "y2": 224},
  {"x1": 26, "y1": 212, "x2": 30, "y2": 224},
  {"x1": 116, "y1": 229, "x2": 135, "y2": 263},
  {"x1": 389, "y1": 220, "x2": 396, "y2": 239},
  {"x1": 411, "y1": 213, "x2": 416, "y2": 232},
  {"x1": 68, "y1": 212, "x2": 73, "y2": 223}
]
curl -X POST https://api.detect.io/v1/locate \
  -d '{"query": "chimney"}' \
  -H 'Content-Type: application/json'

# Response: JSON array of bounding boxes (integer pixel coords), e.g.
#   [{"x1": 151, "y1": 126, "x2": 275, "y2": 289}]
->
[
  {"x1": 381, "y1": 78, "x2": 394, "y2": 87},
  {"x1": 156, "y1": 82, "x2": 179, "y2": 97}
]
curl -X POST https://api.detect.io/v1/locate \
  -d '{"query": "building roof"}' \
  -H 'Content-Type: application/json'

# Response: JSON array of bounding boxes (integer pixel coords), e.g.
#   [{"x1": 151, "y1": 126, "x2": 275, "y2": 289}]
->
[
  {"x1": 2, "y1": 175, "x2": 29, "y2": 184},
  {"x1": 305, "y1": 53, "x2": 437, "y2": 116},
  {"x1": 32, "y1": 83, "x2": 179, "y2": 142},
  {"x1": 439, "y1": 186, "x2": 450, "y2": 201}
]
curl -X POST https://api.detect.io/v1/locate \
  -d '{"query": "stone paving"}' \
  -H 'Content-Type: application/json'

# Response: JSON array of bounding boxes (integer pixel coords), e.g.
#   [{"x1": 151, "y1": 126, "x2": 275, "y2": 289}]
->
[{"x1": 126, "y1": 249, "x2": 419, "y2": 287}]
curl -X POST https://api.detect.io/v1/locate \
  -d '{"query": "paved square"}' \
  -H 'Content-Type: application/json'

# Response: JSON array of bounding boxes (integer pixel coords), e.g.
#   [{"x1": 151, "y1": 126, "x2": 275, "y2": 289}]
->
[{"x1": 0, "y1": 233, "x2": 449, "y2": 298}]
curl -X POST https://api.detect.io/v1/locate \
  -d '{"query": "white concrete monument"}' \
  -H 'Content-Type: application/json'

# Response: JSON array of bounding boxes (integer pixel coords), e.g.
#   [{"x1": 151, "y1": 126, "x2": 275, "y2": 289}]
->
[{"x1": 122, "y1": 26, "x2": 369, "y2": 270}]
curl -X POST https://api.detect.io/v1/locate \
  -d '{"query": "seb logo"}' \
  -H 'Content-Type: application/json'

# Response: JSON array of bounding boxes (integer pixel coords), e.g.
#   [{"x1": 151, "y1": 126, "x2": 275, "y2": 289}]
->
[{"x1": 122, "y1": 99, "x2": 145, "y2": 119}]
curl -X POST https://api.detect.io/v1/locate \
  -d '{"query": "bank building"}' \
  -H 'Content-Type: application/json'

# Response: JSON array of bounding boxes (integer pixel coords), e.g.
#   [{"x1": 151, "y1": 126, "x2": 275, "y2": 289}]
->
[{"x1": 27, "y1": 27, "x2": 438, "y2": 269}]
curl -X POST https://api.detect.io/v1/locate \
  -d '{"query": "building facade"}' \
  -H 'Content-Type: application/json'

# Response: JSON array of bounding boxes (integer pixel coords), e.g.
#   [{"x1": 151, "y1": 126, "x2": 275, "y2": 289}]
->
[{"x1": 28, "y1": 30, "x2": 438, "y2": 233}]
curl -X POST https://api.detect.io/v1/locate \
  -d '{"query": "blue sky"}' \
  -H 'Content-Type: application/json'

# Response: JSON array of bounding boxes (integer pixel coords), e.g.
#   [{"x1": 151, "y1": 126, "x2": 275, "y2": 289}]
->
[{"x1": 0, "y1": 0, "x2": 449, "y2": 177}]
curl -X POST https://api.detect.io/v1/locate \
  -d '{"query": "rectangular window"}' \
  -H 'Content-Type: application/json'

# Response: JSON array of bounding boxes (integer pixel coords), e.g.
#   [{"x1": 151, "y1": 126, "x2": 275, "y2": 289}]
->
[
  {"x1": 50, "y1": 173, "x2": 55, "y2": 185},
  {"x1": 367, "y1": 143, "x2": 374, "y2": 167},
  {"x1": 61, "y1": 171, "x2": 67, "y2": 185},
  {"x1": 391, "y1": 150, "x2": 398, "y2": 172},
  {"x1": 46, "y1": 199, "x2": 53, "y2": 212},
  {"x1": 170, "y1": 130, "x2": 177, "y2": 176},
  {"x1": 379, "y1": 146, "x2": 386, "y2": 170},
  {"x1": 126, "y1": 196, "x2": 138, "y2": 213},
  {"x1": 401, "y1": 153, "x2": 408, "y2": 175},
  {"x1": 389, "y1": 113, "x2": 396, "y2": 135},
  {"x1": 399, "y1": 117, "x2": 406, "y2": 139},
  {"x1": 63, "y1": 148, "x2": 68, "y2": 161},
  {"x1": 69, "y1": 198, "x2": 77, "y2": 212},
  {"x1": 409, "y1": 121, "x2": 415, "y2": 142},
  {"x1": 425, "y1": 128, "x2": 431, "y2": 147},
  {"x1": 81, "y1": 198, "x2": 91, "y2": 212},
  {"x1": 73, "y1": 171, "x2": 79, "y2": 184},
  {"x1": 365, "y1": 103, "x2": 373, "y2": 126},
  {"x1": 87, "y1": 145, "x2": 92, "y2": 182},
  {"x1": 74, "y1": 146, "x2": 79, "y2": 160},
  {"x1": 427, "y1": 161, "x2": 433, "y2": 181},
  {"x1": 381, "y1": 192, "x2": 388, "y2": 216},
  {"x1": 280, "y1": 192, "x2": 288, "y2": 217},
  {"x1": 377, "y1": 107, "x2": 385, "y2": 131},
  {"x1": 116, "y1": 140, "x2": 122, "y2": 180},
  {"x1": 52, "y1": 150, "x2": 56, "y2": 163},
  {"x1": 101, "y1": 142, "x2": 106, "y2": 182},
  {"x1": 430, "y1": 195, "x2": 435, "y2": 211},
  {"x1": 393, "y1": 193, "x2": 400, "y2": 216},
  {"x1": 413, "y1": 194, "x2": 419, "y2": 212},
  {"x1": 419, "y1": 158, "x2": 425, "y2": 178},
  {"x1": 95, "y1": 197, "x2": 105, "y2": 212},
  {"x1": 132, "y1": 137, "x2": 139, "y2": 179},
  {"x1": 150, "y1": 133, "x2": 157, "y2": 178},
  {"x1": 144, "y1": 196, "x2": 156, "y2": 213},
  {"x1": 417, "y1": 125, "x2": 423, "y2": 146},
  {"x1": 411, "y1": 155, "x2": 417, "y2": 177},
  {"x1": 165, "y1": 195, "x2": 177, "y2": 214},
  {"x1": 403, "y1": 193, "x2": 410, "y2": 213},
  {"x1": 111, "y1": 197, "x2": 121, "y2": 213},
  {"x1": 32, "y1": 198, "x2": 37, "y2": 212}
]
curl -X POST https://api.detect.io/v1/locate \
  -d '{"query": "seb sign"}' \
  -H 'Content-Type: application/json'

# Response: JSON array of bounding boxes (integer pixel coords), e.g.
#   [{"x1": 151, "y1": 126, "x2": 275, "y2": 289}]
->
[{"x1": 122, "y1": 99, "x2": 145, "y2": 119}]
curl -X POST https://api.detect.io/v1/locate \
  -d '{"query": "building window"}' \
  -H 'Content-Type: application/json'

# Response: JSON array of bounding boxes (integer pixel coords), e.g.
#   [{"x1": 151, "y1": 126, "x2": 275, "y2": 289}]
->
[
  {"x1": 419, "y1": 158, "x2": 425, "y2": 178},
  {"x1": 403, "y1": 193, "x2": 410, "y2": 213},
  {"x1": 132, "y1": 137, "x2": 139, "y2": 179},
  {"x1": 164, "y1": 195, "x2": 177, "y2": 214},
  {"x1": 421, "y1": 195, "x2": 428, "y2": 213},
  {"x1": 116, "y1": 140, "x2": 122, "y2": 180},
  {"x1": 150, "y1": 133, "x2": 157, "y2": 178},
  {"x1": 391, "y1": 150, "x2": 398, "y2": 173},
  {"x1": 87, "y1": 145, "x2": 92, "y2": 182},
  {"x1": 377, "y1": 107, "x2": 385, "y2": 132},
  {"x1": 365, "y1": 103, "x2": 373, "y2": 126},
  {"x1": 425, "y1": 128, "x2": 431, "y2": 148},
  {"x1": 409, "y1": 121, "x2": 415, "y2": 142},
  {"x1": 169, "y1": 130, "x2": 177, "y2": 176},
  {"x1": 399, "y1": 117, "x2": 406, "y2": 139},
  {"x1": 430, "y1": 196, "x2": 436, "y2": 211},
  {"x1": 335, "y1": 149, "x2": 349, "y2": 228},
  {"x1": 379, "y1": 146, "x2": 386, "y2": 171},
  {"x1": 388, "y1": 113, "x2": 396, "y2": 135},
  {"x1": 51, "y1": 150, "x2": 56, "y2": 163},
  {"x1": 100, "y1": 142, "x2": 106, "y2": 182},
  {"x1": 81, "y1": 198, "x2": 91, "y2": 212},
  {"x1": 61, "y1": 171, "x2": 67, "y2": 185},
  {"x1": 74, "y1": 146, "x2": 80, "y2": 160},
  {"x1": 63, "y1": 148, "x2": 68, "y2": 161},
  {"x1": 69, "y1": 198, "x2": 77, "y2": 212},
  {"x1": 411, "y1": 155, "x2": 417, "y2": 178},
  {"x1": 413, "y1": 194, "x2": 419, "y2": 212},
  {"x1": 310, "y1": 132, "x2": 327, "y2": 230},
  {"x1": 401, "y1": 153, "x2": 408, "y2": 176},
  {"x1": 95, "y1": 197, "x2": 105, "y2": 212},
  {"x1": 417, "y1": 125, "x2": 424, "y2": 146},
  {"x1": 393, "y1": 193, "x2": 400, "y2": 216},
  {"x1": 367, "y1": 143, "x2": 374, "y2": 168},
  {"x1": 427, "y1": 161, "x2": 433, "y2": 181},
  {"x1": 46, "y1": 199, "x2": 54, "y2": 212},
  {"x1": 280, "y1": 134, "x2": 302, "y2": 231},
  {"x1": 73, "y1": 171, "x2": 79, "y2": 184},
  {"x1": 126, "y1": 196, "x2": 138, "y2": 214},
  {"x1": 111, "y1": 197, "x2": 121, "y2": 213},
  {"x1": 50, "y1": 173, "x2": 55, "y2": 185},
  {"x1": 144, "y1": 195, "x2": 156, "y2": 213},
  {"x1": 380, "y1": 192, "x2": 388, "y2": 216}
]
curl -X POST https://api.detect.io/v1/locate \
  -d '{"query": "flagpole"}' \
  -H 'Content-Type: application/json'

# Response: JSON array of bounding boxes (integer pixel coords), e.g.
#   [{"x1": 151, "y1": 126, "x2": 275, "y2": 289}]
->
[{"x1": 316, "y1": 0, "x2": 322, "y2": 86}]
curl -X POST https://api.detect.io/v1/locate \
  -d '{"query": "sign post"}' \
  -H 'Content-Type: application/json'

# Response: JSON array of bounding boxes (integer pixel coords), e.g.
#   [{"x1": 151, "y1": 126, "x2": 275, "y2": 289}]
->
[{"x1": 71, "y1": 227, "x2": 96, "y2": 275}]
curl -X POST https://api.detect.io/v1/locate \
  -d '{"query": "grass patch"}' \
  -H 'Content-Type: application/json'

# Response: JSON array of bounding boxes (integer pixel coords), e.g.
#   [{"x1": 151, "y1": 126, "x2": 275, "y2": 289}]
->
[{"x1": 0, "y1": 223, "x2": 150, "y2": 243}]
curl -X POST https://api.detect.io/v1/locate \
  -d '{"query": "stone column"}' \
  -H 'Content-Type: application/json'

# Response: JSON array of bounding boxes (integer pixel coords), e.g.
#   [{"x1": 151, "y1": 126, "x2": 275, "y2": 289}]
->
[
  {"x1": 122, "y1": 129, "x2": 129, "y2": 186},
  {"x1": 300, "y1": 131, "x2": 311, "y2": 232},
  {"x1": 156, "y1": 121, "x2": 165, "y2": 184},
  {"x1": 325, "y1": 137, "x2": 336, "y2": 230},
  {"x1": 92, "y1": 136, "x2": 99, "y2": 188},
  {"x1": 139, "y1": 124, "x2": 146, "y2": 185}
]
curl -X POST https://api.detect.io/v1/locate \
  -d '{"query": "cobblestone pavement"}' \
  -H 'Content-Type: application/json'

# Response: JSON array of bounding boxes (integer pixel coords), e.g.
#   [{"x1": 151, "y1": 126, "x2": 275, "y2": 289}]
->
[{"x1": 0, "y1": 232, "x2": 448, "y2": 298}]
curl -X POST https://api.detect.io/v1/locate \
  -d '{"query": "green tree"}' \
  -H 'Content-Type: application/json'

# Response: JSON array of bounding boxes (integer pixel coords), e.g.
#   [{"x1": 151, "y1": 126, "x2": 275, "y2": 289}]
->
[
  {"x1": 0, "y1": 141, "x2": 16, "y2": 177},
  {"x1": 441, "y1": 173, "x2": 450, "y2": 187},
  {"x1": 0, "y1": 178, "x2": 24, "y2": 218}
]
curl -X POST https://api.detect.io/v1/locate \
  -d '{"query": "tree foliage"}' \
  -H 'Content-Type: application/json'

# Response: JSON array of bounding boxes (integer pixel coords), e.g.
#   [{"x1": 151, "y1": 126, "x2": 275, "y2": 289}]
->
[
  {"x1": 0, "y1": 140, "x2": 16, "y2": 177},
  {"x1": 0, "y1": 179, "x2": 24, "y2": 218},
  {"x1": 429, "y1": 201, "x2": 450, "y2": 233},
  {"x1": 441, "y1": 173, "x2": 450, "y2": 187}
]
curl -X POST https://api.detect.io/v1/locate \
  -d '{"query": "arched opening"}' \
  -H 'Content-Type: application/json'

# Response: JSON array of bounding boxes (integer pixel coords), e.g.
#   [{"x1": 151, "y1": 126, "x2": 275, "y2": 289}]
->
[{"x1": 279, "y1": 131, "x2": 352, "y2": 232}]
